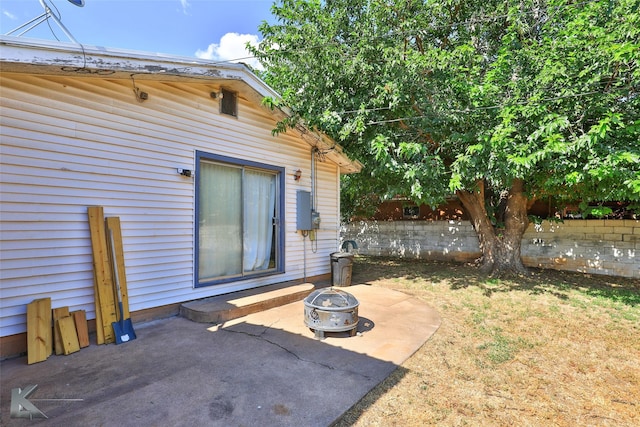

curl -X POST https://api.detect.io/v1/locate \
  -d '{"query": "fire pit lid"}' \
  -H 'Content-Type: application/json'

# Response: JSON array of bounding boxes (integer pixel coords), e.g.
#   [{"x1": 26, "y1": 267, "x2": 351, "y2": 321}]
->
[{"x1": 304, "y1": 287, "x2": 359, "y2": 311}]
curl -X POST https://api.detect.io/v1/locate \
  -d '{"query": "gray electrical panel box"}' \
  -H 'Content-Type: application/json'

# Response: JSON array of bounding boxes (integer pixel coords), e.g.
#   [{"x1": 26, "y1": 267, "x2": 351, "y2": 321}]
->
[
  {"x1": 297, "y1": 190, "x2": 312, "y2": 230},
  {"x1": 297, "y1": 190, "x2": 320, "y2": 230}
]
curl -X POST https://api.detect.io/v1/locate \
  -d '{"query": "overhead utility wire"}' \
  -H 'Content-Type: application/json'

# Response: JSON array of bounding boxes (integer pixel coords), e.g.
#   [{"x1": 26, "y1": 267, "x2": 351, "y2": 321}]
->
[
  {"x1": 334, "y1": 74, "x2": 636, "y2": 117},
  {"x1": 36, "y1": 0, "x2": 89, "y2": 68},
  {"x1": 44, "y1": 2, "x2": 62, "y2": 42},
  {"x1": 365, "y1": 87, "x2": 634, "y2": 125}
]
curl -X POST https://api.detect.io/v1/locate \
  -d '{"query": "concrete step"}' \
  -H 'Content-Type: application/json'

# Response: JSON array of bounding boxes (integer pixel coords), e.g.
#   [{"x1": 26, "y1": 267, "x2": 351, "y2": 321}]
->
[{"x1": 180, "y1": 282, "x2": 316, "y2": 324}]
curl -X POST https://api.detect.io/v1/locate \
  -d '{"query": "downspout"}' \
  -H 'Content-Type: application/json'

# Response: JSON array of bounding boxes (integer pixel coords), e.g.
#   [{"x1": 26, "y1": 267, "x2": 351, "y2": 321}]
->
[
  {"x1": 311, "y1": 148, "x2": 316, "y2": 212},
  {"x1": 302, "y1": 147, "x2": 317, "y2": 283},
  {"x1": 310, "y1": 148, "x2": 319, "y2": 252}
]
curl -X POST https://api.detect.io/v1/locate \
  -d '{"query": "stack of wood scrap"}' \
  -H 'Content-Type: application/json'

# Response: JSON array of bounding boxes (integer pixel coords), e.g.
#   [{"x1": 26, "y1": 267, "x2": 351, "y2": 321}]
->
[
  {"x1": 87, "y1": 207, "x2": 132, "y2": 345},
  {"x1": 26, "y1": 299, "x2": 89, "y2": 364},
  {"x1": 25, "y1": 206, "x2": 132, "y2": 363},
  {"x1": 53, "y1": 308, "x2": 90, "y2": 355}
]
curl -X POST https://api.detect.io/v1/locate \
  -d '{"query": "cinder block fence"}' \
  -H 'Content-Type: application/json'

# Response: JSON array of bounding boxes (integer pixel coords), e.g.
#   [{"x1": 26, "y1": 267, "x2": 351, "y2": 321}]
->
[{"x1": 341, "y1": 219, "x2": 639, "y2": 279}]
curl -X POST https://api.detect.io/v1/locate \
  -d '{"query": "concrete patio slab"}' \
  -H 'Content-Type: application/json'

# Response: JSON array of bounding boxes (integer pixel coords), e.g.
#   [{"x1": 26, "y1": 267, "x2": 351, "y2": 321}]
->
[{"x1": 0, "y1": 284, "x2": 440, "y2": 426}]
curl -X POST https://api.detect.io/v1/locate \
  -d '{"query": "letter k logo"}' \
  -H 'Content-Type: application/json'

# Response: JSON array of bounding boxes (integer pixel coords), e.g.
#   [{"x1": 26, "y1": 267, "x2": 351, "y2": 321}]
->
[{"x1": 10, "y1": 384, "x2": 48, "y2": 419}]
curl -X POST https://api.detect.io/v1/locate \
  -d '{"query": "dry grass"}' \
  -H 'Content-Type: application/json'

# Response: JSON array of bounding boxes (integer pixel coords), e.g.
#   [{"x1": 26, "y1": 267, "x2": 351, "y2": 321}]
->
[{"x1": 335, "y1": 256, "x2": 640, "y2": 427}]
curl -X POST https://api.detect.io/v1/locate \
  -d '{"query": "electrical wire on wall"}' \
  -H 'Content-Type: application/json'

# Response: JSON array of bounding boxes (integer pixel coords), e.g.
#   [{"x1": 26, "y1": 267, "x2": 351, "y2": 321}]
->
[
  {"x1": 301, "y1": 230, "x2": 309, "y2": 281},
  {"x1": 309, "y1": 231, "x2": 318, "y2": 253},
  {"x1": 311, "y1": 147, "x2": 317, "y2": 214},
  {"x1": 130, "y1": 74, "x2": 149, "y2": 102},
  {"x1": 310, "y1": 147, "x2": 322, "y2": 254}
]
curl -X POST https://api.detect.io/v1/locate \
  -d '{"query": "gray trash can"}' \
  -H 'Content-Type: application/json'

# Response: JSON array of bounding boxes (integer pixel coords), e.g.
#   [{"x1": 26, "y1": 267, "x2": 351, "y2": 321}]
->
[{"x1": 330, "y1": 252, "x2": 354, "y2": 287}]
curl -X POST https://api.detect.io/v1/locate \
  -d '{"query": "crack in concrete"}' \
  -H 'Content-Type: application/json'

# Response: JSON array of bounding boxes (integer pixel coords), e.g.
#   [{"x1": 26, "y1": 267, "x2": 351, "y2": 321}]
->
[{"x1": 220, "y1": 325, "x2": 375, "y2": 381}]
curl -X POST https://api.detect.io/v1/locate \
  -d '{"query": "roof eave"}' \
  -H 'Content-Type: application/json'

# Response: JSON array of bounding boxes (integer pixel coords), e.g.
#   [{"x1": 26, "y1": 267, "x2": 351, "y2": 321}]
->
[{"x1": 0, "y1": 35, "x2": 362, "y2": 174}]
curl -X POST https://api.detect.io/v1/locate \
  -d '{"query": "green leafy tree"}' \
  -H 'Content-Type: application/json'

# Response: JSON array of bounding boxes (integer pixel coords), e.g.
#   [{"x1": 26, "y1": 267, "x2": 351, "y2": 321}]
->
[{"x1": 252, "y1": 0, "x2": 640, "y2": 275}]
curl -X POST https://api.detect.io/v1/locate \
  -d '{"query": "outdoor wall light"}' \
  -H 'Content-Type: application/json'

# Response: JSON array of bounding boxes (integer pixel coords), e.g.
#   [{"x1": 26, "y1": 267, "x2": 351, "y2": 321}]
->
[
  {"x1": 135, "y1": 89, "x2": 149, "y2": 101},
  {"x1": 293, "y1": 169, "x2": 302, "y2": 181},
  {"x1": 177, "y1": 168, "x2": 192, "y2": 177}
]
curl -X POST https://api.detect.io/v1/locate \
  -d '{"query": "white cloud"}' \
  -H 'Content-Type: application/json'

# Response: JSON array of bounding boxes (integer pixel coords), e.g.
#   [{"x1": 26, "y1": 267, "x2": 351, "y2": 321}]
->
[
  {"x1": 195, "y1": 32, "x2": 263, "y2": 70},
  {"x1": 3, "y1": 10, "x2": 17, "y2": 20},
  {"x1": 177, "y1": 0, "x2": 190, "y2": 15}
]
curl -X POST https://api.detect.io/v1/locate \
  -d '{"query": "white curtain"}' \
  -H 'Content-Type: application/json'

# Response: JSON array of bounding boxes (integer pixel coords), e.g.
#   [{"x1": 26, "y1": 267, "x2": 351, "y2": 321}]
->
[
  {"x1": 198, "y1": 162, "x2": 276, "y2": 283},
  {"x1": 198, "y1": 162, "x2": 242, "y2": 280},
  {"x1": 243, "y1": 170, "x2": 276, "y2": 272}
]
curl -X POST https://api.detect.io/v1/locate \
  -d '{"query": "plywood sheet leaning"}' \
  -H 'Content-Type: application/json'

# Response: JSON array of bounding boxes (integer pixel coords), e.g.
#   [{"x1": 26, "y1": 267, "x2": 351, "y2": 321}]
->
[
  {"x1": 105, "y1": 217, "x2": 131, "y2": 320},
  {"x1": 52, "y1": 307, "x2": 70, "y2": 355},
  {"x1": 87, "y1": 206, "x2": 117, "y2": 344},
  {"x1": 71, "y1": 310, "x2": 90, "y2": 348},
  {"x1": 27, "y1": 298, "x2": 52, "y2": 364},
  {"x1": 57, "y1": 316, "x2": 80, "y2": 355}
]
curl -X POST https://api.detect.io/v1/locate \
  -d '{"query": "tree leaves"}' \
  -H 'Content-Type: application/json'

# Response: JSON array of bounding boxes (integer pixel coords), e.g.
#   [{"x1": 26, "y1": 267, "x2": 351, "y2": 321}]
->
[{"x1": 252, "y1": 0, "x2": 640, "y2": 218}]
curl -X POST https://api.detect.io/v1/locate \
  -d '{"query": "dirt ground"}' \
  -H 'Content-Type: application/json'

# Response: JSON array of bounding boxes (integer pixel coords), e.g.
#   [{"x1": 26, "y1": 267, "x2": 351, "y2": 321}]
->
[{"x1": 334, "y1": 256, "x2": 640, "y2": 427}]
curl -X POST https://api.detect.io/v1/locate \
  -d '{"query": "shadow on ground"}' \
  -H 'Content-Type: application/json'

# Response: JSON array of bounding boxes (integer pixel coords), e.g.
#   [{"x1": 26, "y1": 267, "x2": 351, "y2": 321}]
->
[
  {"x1": 2, "y1": 283, "x2": 440, "y2": 427},
  {"x1": 1, "y1": 318, "x2": 401, "y2": 426},
  {"x1": 352, "y1": 256, "x2": 639, "y2": 307}
]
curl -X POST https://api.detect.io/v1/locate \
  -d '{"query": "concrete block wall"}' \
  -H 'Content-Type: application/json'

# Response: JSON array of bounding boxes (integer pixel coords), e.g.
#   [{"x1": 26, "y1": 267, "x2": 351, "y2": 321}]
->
[
  {"x1": 342, "y1": 220, "x2": 481, "y2": 262},
  {"x1": 342, "y1": 219, "x2": 639, "y2": 279},
  {"x1": 521, "y1": 219, "x2": 639, "y2": 278}
]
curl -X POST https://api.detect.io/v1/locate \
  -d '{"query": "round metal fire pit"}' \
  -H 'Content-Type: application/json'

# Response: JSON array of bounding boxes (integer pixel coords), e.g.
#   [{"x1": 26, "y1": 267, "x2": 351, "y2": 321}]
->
[{"x1": 303, "y1": 287, "x2": 359, "y2": 340}]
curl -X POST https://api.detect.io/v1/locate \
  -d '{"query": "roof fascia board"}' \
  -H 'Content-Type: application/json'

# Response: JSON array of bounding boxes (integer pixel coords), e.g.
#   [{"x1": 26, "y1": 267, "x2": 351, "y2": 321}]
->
[{"x1": 0, "y1": 35, "x2": 270, "y2": 91}]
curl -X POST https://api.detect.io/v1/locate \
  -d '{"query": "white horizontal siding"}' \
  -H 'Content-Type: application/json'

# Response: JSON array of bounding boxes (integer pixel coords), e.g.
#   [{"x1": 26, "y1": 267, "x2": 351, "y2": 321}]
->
[
  {"x1": 284, "y1": 155, "x2": 342, "y2": 278},
  {"x1": 0, "y1": 72, "x2": 342, "y2": 337}
]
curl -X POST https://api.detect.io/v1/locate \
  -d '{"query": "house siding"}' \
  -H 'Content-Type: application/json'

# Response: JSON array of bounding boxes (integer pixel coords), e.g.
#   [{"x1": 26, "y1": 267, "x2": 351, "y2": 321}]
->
[{"x1": 0, "y1": 72, "x2": 341, "y2": 337}]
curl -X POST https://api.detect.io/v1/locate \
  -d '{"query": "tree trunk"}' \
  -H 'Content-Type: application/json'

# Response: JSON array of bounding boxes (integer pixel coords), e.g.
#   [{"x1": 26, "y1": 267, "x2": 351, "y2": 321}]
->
[{"x1": 457, "y1": 179, "x2": 530, "y2": 276}]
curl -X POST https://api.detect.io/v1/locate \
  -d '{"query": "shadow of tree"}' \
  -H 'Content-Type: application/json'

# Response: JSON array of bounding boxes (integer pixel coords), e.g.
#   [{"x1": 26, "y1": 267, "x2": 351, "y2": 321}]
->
[{"x1": 352, "y1": 256, "x2": 640, "y2": 307}]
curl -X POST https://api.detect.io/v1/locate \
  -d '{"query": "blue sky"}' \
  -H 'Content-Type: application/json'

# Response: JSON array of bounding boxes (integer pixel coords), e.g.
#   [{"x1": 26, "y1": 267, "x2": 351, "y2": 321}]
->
[{"x1": 1, "y1": 0, "x2": 276, "y2": 68}]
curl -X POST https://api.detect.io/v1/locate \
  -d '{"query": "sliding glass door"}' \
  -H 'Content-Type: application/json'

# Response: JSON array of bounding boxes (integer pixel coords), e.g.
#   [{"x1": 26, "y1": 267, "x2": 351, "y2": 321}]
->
[{"x1": 196, "y1": 152, "x2": 283, "y2": 287}]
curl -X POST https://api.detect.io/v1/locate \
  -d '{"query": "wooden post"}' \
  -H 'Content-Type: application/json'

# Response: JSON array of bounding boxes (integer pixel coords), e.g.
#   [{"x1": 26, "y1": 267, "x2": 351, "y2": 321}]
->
[
  {"x1": 106, "y1": 217, "x2": 130, "y2": 320},
  {"x1": 87, "y1": 206, "x2": 117, "y2": 344}
]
